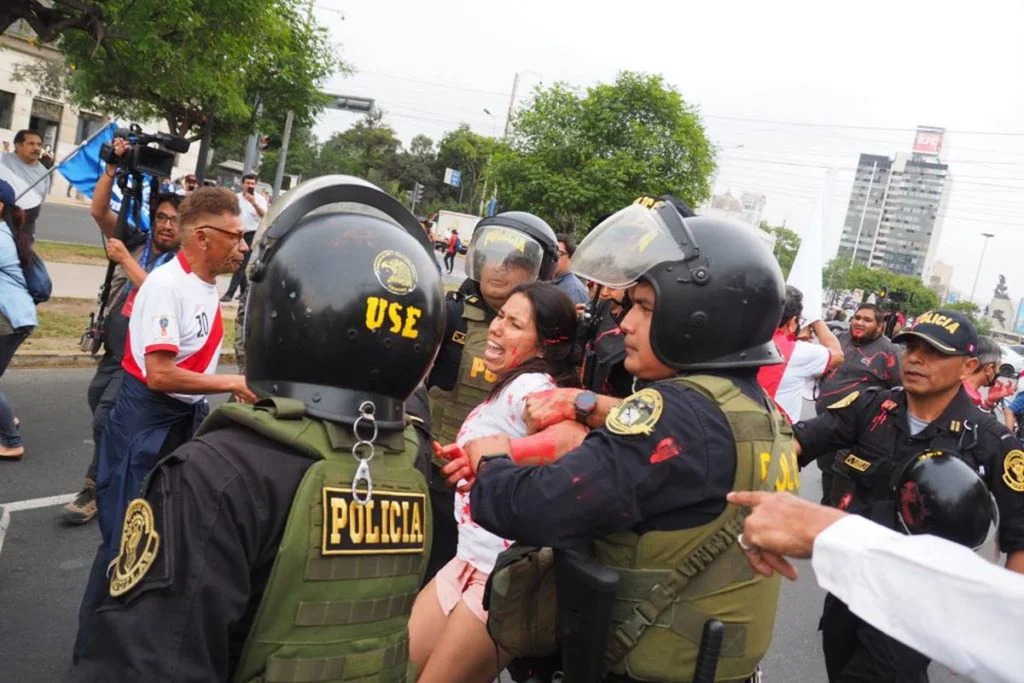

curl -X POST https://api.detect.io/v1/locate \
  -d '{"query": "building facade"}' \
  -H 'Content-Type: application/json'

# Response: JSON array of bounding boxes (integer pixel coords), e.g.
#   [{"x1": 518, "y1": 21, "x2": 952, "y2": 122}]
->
[
  {"x1": 0, "y1": 22, "x2": 198, "y2": 199},
  {"x1": 837, "y1": 128, "x2": 951, "y2": 278}
]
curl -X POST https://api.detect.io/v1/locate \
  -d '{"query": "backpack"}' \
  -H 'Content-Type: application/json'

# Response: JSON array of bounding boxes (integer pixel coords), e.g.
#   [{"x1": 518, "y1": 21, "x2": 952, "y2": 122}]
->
[{"x1": 22, "y1": 253, "x2": 52, "y2": 304}]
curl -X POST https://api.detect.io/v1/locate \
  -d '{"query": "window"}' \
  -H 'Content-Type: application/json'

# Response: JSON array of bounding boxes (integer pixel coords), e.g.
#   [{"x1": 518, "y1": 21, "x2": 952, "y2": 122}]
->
[
  {"x1": 76, "y1": 114, "x2": 106, "y2": 143},
  {"x1": 0, "y1": 91, "x2": 14, "y2": 130}
]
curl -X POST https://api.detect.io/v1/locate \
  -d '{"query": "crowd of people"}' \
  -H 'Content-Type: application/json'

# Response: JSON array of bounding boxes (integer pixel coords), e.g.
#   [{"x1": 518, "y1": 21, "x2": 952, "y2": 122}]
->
[{"x1": 0, "y1": 129, "x2": 1022, "y2": 683}]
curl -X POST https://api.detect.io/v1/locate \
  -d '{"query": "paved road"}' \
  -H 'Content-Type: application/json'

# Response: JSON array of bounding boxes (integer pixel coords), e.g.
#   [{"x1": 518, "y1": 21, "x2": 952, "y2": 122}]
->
[
  {"x1": 35, "y1": 202, "x2": 101, "y2": 247},
  {"x1": 0, "y1": 370, "x2": 969, "y2": 681}
]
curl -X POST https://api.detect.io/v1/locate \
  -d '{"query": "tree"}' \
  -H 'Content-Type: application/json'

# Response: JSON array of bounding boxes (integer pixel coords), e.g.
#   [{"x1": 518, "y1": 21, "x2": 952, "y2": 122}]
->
[
  {"x1": 55, "y1": 0, "x2": 339, "y2": 141},
  {"x1": 311, "y1": 111, "x2": 402, "y2": 185},
  {"x1": 490, "y1": 71, "x2": 715, "y2": 234},
  {"x1": 945, "y1": 301, "x2": 993, "y2": 334},
  {"x1": 435, "y1": 124, "x2": 496, "y2": 212},
  {"x1": 2, "y1": 1, "x2": 107, "y2": 45},
  {"x1": 823, "y1": 261, "x2": 939, "y2": 317},
  {"x1": 760, "y1": 222, "x2": 801, "y2": 278}
]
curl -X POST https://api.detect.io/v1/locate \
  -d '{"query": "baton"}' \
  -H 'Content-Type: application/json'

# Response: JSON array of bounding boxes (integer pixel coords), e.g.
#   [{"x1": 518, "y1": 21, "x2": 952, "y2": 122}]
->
[{"x1": 692, "y1": 619, "x2": 724, "y2": 683}]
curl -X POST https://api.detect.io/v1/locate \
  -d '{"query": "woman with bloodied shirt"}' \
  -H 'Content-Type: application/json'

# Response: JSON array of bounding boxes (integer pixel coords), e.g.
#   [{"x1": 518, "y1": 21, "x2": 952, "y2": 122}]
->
[{"x1": 408, "y1": 281, "x2": 584, "y2": 682}]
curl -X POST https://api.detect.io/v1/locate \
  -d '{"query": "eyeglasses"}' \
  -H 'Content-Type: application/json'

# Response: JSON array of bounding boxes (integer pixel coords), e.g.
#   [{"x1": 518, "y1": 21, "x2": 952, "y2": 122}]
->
[
  {"x1": 197, "y1": 224, "x2": 245, "y2": 245},
  {"x1": 155, "y1": 212, "x2": 177, "y2": 224}
]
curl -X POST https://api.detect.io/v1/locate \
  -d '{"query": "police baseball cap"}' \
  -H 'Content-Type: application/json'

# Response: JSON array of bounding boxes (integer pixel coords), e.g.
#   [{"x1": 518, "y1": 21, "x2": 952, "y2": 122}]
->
[{"x1": 893, "y1": 309, "x2": 979, "y2": 356}]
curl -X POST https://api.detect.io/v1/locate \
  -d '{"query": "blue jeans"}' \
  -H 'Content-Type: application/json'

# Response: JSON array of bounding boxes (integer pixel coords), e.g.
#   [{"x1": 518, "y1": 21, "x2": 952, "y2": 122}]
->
[{"x1": 0, "y1": 331, "x2": 29, "y2": 447}]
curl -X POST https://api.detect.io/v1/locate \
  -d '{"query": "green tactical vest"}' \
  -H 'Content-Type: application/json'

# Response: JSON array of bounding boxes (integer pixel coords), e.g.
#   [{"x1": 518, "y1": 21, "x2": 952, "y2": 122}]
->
[
  {"x1": 195, "y1": 398, "x2": 432, "y2": 683},
  {"x1": 595, "y1": 375, "x2": 796, "y2": 682},
  {"x1": 428, "y1": 296, "x2": 496, "y2": 443}
]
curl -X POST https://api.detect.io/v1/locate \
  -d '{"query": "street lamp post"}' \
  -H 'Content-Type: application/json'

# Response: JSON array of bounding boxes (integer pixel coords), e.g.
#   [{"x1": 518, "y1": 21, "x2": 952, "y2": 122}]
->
[{"x1": 969, "y1": 232, "x2": 996, "y2": 305}]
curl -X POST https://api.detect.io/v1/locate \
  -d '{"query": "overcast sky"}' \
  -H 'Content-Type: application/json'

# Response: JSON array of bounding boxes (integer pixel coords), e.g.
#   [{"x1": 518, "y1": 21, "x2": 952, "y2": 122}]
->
[{"x1": 311, "y1": 0, "x2": 1024, "y2": 306}]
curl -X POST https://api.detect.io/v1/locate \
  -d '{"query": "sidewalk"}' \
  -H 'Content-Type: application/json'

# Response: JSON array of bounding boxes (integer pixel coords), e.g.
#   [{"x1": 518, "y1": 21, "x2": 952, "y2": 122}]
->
[{"x1": 12, "y1": 262, "x2": 239, "y2": 369}]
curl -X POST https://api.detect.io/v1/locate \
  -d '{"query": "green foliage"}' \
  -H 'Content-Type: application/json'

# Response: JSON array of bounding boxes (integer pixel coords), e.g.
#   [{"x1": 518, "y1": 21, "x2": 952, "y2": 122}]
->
[
  {"x1": 822, "y1": 258, "x2": 939, "y2": 317},
  {"x1": 490, "y1": 71, "x2": 715, "y2": 233},
  {"x1": 58, "y1": 0, "x2": 339, "y2": 139},
  {"x1": 759, "y1": 222, "x2": 801, "y2": 278},
  {"x1": 945, "y1": 301, "x2": 992, "y2": 334}
]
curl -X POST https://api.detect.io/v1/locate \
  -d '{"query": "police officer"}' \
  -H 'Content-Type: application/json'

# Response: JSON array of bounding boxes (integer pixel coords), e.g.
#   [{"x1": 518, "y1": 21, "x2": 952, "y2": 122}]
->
[
  {"x1": 72, "y1": 176, "x2": 444, "y2": 681},
  {"x1": 455, "y1": 197, "x2": 794, "y2": 682},
  {"x1": 792, "y1": 309, "x2": 1024, "y2": 682},
  {"x1": 422, "y1": 210, "x2": 559, "y2": 581}
]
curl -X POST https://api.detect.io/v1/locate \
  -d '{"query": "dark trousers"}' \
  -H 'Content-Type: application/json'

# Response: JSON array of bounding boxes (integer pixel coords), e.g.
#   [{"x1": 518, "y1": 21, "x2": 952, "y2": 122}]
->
[
  {"x1": 821, "y1": 593, "x2": 930, "y2": 682},
  {"x1": 83, "y1": 356, "x2": 125, "y2": 482},
  {"x1": 443, "y1": 251, "x2": 456, "y2": 273},
  {"x1": 0, "y1": 331, "x2": 30, "y2": 447},
  {"x1": 224, "y1": 231, "x2": 256, "y2": 297},
  {"x1": 22, "y1": 205, "x2": 40, "y2": 241}
]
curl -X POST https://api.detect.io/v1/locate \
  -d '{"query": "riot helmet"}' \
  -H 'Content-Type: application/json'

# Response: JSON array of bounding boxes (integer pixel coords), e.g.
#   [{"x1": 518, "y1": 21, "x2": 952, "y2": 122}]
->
[
  {"x1": 570, "y1": 196, "x2": 785, "y2": 370},
  {"x1": 465, "y1": 211, "x2": 559, "y2": 289},
  {"x1": 245, "y1": 175, "x2": 445, "y2": 430},
  {"x1": 895, "y1": 449, "x2": 998, "y2": 549}
]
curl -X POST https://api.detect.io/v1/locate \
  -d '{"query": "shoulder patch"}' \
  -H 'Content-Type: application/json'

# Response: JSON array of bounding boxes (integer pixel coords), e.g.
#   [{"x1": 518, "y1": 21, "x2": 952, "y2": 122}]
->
[
  {"x1": 109, "y1": 498, "x2": 160, "y2": 597},
  {"x1": 1003, "y1": 450, "x2": 1024, "y2": 493},
  {"x1": 322, "y1": 487, "x2": 427, "y2": 555},
  {"x1": 827, "y1": 391, "x2": 860, "y2": 410},
  {"x1": 606, "y1": 388, "x2": 663, "y2": 436}
]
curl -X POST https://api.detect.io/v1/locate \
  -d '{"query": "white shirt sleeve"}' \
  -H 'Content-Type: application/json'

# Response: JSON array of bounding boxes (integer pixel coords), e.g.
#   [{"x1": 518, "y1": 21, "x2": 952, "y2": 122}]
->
[{"x1": 812, "y1": 515, "x2": 1024, "y2": 683}]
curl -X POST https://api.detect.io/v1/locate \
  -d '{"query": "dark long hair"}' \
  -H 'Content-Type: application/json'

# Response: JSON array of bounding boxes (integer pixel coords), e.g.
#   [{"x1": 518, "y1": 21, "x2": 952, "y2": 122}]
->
[
  {"x1": 2, "y1": 205, "x2": 32, "y2": 268},
  {"x1": 488, "y1": 281, "x2": 580, "y2": 399}
]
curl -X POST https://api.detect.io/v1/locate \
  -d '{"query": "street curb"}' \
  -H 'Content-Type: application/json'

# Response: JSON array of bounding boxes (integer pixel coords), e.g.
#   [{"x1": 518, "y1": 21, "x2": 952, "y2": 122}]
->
[{"x1": 11, "y1": 351, "x2": 238, "y2": 370}]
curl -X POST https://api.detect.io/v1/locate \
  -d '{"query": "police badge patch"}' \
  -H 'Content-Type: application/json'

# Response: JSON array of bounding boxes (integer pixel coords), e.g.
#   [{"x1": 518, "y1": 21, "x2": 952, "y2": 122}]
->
[
  {"x1": 109, "y1": 498, "x2": 160, "y2": 597},
  {"x1": 606, "y1": 388, "x2": 663, "y2": 436},
  {"x1": 1003, "y1": 450, "x2": 1024, "y2": 493}
]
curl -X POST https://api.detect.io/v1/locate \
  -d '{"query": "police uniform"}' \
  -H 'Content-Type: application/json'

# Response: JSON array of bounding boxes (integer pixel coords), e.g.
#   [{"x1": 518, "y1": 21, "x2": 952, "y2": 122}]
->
[
  {"x1": 472, "y1": 201, "x2": 792, "y2": 682},
  {"x1": 794, "y1": 310, "x2": 1024, "y2": 682},
  {"x1": 72, "y1": 176, "x2": 446, "y2": 682}
]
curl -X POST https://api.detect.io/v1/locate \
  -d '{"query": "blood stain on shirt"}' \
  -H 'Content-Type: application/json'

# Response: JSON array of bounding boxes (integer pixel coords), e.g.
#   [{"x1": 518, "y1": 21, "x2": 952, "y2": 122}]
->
[{"x1": 650, "y1": 436, "x2": 682, "y2": 464}]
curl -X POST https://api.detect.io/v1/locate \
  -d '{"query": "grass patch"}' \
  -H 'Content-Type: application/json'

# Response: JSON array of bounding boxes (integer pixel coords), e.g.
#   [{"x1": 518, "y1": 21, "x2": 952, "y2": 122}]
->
[
  {"x1": 35, "y1": 240, "x2": 108, "y2": 266},
  {"x1": 32, "y1": 297, "x2": 94, "y2": 338}
]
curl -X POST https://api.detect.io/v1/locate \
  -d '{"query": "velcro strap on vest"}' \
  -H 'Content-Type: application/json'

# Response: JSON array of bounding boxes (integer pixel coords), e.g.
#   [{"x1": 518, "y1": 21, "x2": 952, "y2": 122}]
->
[
  {"x1": 295, "y1": 592, "x2": 417, "y2": 626},
  {"x1": 305, "y1": 554, "x2": 422, "y2": 581},
  {"x1": 605, "y1": 515, "x2": 746, "y2": 667},
  {"x1": 263, "y1": 639, "x2": 408, "y2": 682},
  {"x1": 609, "y1": 598, "x2": 748, "y2": 659}
]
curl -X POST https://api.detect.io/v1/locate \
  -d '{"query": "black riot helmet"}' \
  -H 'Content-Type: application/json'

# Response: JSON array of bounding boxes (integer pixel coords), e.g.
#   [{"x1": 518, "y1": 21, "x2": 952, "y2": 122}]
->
[
  {"x1": 465, "y1": 211, "x2": 559, "y2": 283},
  {"x1": 570, "y1": 196, "x2": 785, "y2": 370},
  {"x1": 244, "y1": 175, "x2": 445, "y2": 431},
  {"x1": 894, "y1": 450, "x2": 998, "y2": 549}
]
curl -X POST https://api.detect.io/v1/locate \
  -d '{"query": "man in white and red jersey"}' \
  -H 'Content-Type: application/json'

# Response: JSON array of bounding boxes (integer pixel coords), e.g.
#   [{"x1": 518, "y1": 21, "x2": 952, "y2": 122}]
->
[
  {"x1": 76, "y1": 187, "x2": 257, "y2": 661},
  {"x1": 758, "y1": 285, "x2": 844, "y2": 422}
]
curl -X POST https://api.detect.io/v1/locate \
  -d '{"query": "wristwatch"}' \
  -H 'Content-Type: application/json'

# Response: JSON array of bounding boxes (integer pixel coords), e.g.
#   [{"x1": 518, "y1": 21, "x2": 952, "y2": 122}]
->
[{"x1": 574, "y1": 390, "x2": 598, "y2": 424}]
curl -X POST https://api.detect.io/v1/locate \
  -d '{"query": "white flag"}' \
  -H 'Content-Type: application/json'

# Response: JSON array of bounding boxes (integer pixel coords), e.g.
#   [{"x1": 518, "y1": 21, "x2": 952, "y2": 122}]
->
[{"x1": 786, "y1": 168, "x2": 836, "y2": 322}]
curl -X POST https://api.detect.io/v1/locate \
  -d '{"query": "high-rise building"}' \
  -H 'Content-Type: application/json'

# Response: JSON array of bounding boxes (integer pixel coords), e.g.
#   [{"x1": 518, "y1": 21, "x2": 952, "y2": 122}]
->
[
  {"x1": 837, "y1": 127, "x2": 951, "y2": 278},
  {"x1": 926, "y1": 260, "x2": 953, "y2": 302}
]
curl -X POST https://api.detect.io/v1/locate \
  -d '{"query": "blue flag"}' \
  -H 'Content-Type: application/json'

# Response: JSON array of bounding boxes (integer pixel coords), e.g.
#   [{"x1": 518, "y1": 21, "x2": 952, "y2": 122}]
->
[{"x1": 56, "y1": 122, "x2": 152, "y2": 232}]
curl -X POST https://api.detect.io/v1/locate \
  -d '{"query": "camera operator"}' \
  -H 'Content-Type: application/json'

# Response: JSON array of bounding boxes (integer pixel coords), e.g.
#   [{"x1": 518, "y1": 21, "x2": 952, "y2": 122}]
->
[
  {"x1": 61, "y1": 137, "x2": 185, "y2": 525},
  {"x1": 220, "y1": 173, "x2": 266, "y2": 303}
]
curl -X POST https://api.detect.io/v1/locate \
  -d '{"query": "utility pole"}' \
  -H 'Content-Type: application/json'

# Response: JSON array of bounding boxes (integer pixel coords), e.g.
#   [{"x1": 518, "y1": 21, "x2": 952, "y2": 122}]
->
[
  {"x1": 970, "y1": 232, "x2": 996, "y2": 304},
  {"x1": 503, "y1": 73, "x2": 520, "y2": 138},
  {"x1": 271, "y1": 110, "x2": 293, "y2": 200},
  {"x1": 849, "y1": 160, "x2": 877, "y2": 266}
]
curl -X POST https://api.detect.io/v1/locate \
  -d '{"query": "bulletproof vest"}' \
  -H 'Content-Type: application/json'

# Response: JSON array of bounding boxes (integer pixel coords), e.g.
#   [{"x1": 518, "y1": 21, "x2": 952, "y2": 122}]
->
[
  {"x1": 428, "y1": 296, "x2": 496, "y2": 443},
  {"x1": 594, "y1": 375, "x2": 795, "y2": 682},
  {"x1": 197, "y1": 398, "x2": 431, "y2": 683}
]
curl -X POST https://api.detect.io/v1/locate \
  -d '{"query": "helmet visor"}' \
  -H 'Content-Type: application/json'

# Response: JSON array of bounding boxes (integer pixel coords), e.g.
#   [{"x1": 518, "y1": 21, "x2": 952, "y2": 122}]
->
[
  {"x1": 570, "y1": 204, "x2": 687, "y2": 288},
  {"x1": 465, "y1": 224, "x2": 545, "y2": 282}
]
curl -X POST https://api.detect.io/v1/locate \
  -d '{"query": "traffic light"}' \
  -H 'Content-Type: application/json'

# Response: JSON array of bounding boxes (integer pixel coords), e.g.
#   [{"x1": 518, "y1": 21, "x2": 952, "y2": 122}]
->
[{"x1": 408, "y1": 182, "x2": 424, "y2": 209}]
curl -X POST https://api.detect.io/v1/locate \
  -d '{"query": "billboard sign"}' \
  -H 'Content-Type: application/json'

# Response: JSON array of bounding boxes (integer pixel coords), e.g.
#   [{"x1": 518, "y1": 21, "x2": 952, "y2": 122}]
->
[{"x1": 913, "y1": 127, "x2": 944, "y2": 157}]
